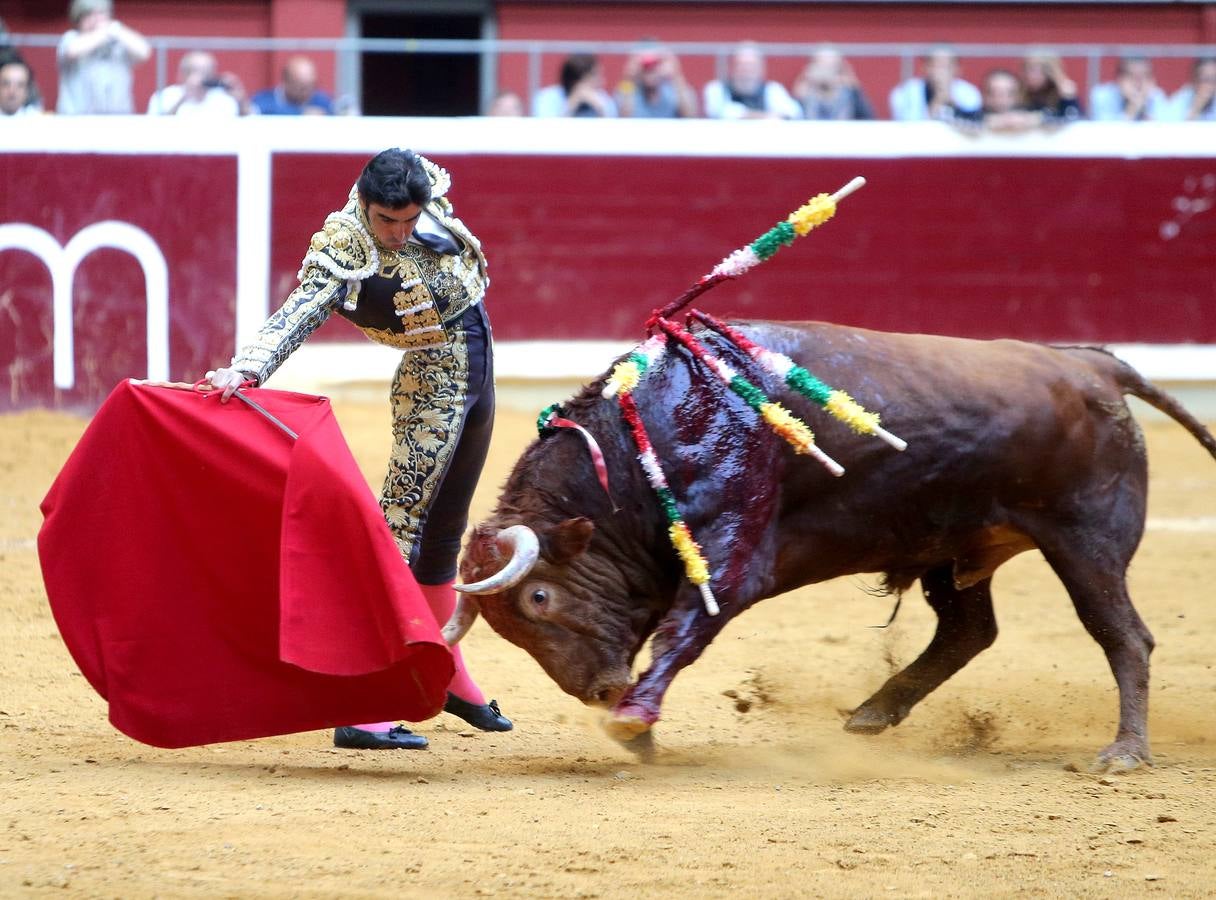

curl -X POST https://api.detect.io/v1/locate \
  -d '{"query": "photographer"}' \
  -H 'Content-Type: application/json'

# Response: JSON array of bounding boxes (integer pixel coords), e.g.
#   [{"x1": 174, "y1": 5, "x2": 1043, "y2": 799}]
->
[
  {"x1": 56, "y1": 0, "x2": 150, "y2": 115},
  {"x1": 147, "y1": 51, "x2": 248, "y2": 117},
  {"x1": 615, "y1": 42, "x2": 697, "y2": 119}
]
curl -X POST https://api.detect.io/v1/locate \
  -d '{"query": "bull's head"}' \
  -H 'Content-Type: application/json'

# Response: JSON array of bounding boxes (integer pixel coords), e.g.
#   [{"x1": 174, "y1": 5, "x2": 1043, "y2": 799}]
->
[{"x1": 446, "y1": 518, "x2": 641, "y2": 707}]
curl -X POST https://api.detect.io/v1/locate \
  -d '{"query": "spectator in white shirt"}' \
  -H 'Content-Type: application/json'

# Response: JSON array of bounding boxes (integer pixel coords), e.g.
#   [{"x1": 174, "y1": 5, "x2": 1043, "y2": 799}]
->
[
  {"x1": 889, "y1": 45, "x2": 982, "y2": 121},
  {"x1": 1089, "y1": 56, "x2": 1170, "y2": 122},
  {"x1": 703, "y1": 42, "x2": 801, "y2": 120},
  {"x1": 1167, "y1": 57, "x2": 1216, "y2": 122},
  {"x1": 1, "y1": 59, "x2": 41, "y2": 116},
  {"x1": 147, "y1": 51, "x2": 248, "y2": 116}
]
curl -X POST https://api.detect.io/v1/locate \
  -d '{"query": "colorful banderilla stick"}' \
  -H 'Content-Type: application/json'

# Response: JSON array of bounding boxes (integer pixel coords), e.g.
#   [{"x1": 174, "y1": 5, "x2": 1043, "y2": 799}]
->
[{"x1": 604, "y1": 176, "x2": 867, "y2": 399}]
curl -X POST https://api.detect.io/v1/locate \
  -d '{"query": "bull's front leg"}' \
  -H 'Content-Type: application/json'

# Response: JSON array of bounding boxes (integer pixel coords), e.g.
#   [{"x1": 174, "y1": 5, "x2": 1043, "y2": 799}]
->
[{"x1": 605, "y1": 586, "x2": 736, "y2": 748}]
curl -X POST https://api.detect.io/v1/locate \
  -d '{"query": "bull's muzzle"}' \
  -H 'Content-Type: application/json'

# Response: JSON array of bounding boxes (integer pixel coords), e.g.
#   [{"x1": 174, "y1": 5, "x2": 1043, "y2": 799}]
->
[{"x1": 444, "y1": 524, "x2": 540, "y2": 645}]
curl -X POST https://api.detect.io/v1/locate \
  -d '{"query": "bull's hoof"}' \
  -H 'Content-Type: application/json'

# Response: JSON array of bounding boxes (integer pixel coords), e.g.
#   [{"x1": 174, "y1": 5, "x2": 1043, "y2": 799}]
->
[
  {"x1": 1091, "y1": 738, "x2": 1153, "y2": 774},
  {"x1": 619, "y1": 728, "x2": 657, "y2": 764},
  {"x1": 843, "y1": 705, "x2": 895, "y2": 735},
  {"x1": 603, "y1": 712, "x2": 652, "y2": 743}
]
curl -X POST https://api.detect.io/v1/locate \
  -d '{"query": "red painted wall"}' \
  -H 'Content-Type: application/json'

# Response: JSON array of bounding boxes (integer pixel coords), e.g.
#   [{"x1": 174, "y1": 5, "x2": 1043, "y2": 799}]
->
[
  {"x1": 269, "y1": 151, "x2": 1216, "y2": 345},
  {"x1": 0, "y1": 153, "x2": 237, "y2": 412},
  {"x1": 3, "y1": 144, "x2": 1213, "y2": 410}
]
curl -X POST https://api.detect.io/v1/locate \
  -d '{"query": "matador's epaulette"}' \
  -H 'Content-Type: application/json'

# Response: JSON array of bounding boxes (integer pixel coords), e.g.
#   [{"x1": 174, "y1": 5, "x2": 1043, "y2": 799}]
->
[{"x1": 297, "y1": 211, "x2": 380, "y2": 311}]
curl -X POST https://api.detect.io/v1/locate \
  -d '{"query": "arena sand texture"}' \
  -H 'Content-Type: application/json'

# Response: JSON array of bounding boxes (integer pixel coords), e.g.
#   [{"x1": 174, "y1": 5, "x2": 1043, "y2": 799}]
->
[{"x1": 2, "y1": 387, "x2": 1215, "y2": 898}]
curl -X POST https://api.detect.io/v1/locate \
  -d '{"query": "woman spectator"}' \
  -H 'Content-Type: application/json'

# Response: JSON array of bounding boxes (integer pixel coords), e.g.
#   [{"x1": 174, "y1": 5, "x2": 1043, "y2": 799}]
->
[
  {"x1": 1022, "y1": 50, "x2": 1083, "y2": 121},
  {"x1": 791, "y1": 46, "x2": 874, "y2": 120}
]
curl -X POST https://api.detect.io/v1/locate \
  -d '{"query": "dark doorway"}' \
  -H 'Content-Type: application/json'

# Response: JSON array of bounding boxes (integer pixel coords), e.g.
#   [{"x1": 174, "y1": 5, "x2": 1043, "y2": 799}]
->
[{"x1": 360, "y1": 13, "x2": 482, "y2": 116}]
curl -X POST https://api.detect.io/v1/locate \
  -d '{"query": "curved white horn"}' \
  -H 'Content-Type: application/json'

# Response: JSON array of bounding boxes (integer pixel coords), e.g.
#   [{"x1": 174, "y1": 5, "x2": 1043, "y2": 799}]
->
[
  {"x1": 452, "y1": 524, "x2": 540, "y2": 595},
  {"x1": 442, "y1": 595, "x2": 481, "y2": 645}
]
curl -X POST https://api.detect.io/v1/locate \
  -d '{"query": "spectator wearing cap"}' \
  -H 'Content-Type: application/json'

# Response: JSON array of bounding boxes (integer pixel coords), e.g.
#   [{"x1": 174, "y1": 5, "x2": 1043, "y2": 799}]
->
[
  {"x1": 148, "y1": 51, "x2": 248, "y2": 116},
  {"x1": 57, "y1": 0, "x2": 150, "y2": 114},
  {"x1": 704, "y1": 42, "x2": 801, "y2": 120},
  {"x1": 889, "y1": 45, "x2": 981, "y2": 121},
  {"x1": 1089, "y1": 56, "x2": 1170, "y2": 122},
  {"x1": 251, "y1": 56, "x2": 334, "y2": 116},
  {"x1": 1167, "y1": 57, "x2": 1216, "y2": 121},
  {"x1": 533, "y1": 53, "x2": 617, "y2": 117},
  {"x1": 1, "y1": 59, "x2": 41, "y2": 116},
  {"x1": 616, "y1": 43, "x2": 697, "y2": 118},
  {"x1": 792, "y1": 46, "x2": 874, "y2": 120}
]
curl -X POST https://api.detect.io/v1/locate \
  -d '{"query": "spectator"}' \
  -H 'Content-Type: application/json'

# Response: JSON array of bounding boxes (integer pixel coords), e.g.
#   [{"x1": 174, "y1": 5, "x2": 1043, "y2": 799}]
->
[
  {"x1": 889, "y1": 45, "x2": 982, "y2": 121},
  {"x1": 1, "y1": 59, "x2": 41, "y2": 116},
  {"x1": 486, "y1": 90, "x2": 524, "y2": 116},
  {"x1": 703, "y1": 42, "x2": 801, "y2": 120},
  {"x1": 251, "y1": 56, "x2": 334, "y2": 116},
  {"x1": 533, "y1": 53, "x2": 617, "y2": 117},
  {"x1": 1089, "y1": 56, "x2": 1169, "y2": 121},
  {"x1": 56, "y1": 0, "x2": 150, "y2": 115},
  {"x1": 967, "y1": 69, "x2": 1045, "y2": 133},
  {"x1": 148, "y1": 51, "x2": 247, "y2": 116},
  {"x1": 615, "y1": 42, "x2": 697, "y2": 118},
  {"x1": 1168, "y1": 57, "x2": 1216, "y2": 121},
  {"x1": 1022, "y1": 50, "x2": 1083, "y2": 121},
  {"x1": 791, "y1": 46, "x2": 874, "y2": 120},
  {"x1": 1, "y1": 18, "x2": 44, "y2": 113}
]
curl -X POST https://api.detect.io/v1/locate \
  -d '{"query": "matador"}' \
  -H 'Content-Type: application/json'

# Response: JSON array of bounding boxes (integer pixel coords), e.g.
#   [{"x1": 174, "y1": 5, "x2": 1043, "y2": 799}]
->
[{"x1": 203, "y1": 148, "x2": 510, "y2": 750}]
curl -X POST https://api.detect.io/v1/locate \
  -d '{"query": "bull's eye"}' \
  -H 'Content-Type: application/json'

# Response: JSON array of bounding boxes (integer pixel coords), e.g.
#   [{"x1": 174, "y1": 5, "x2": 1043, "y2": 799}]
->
[{"x1": 530, "y1": 589, "x2": 548, "y2": 606}]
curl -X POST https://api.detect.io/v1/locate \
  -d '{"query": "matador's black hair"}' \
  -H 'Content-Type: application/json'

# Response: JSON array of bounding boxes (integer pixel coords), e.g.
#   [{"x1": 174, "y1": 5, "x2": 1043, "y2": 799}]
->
[{"x1": 357, "y1": 148, "x2": 432, "y2": 210}]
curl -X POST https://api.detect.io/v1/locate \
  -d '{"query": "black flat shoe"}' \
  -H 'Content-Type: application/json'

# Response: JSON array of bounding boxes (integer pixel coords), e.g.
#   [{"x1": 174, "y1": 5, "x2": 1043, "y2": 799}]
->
[
  {"x1": 443, "y1": 694, "x2": 513, "y2": 732},
  {"x1": 333, "y1": 725, "x2": 429, "y2": 750}
]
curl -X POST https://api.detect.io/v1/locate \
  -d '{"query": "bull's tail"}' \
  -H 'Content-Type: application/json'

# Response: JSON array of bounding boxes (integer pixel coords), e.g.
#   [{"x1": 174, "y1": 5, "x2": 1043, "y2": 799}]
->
[{"x1": 1060, "y1": 344, "x2": 1216, "y2": 461}]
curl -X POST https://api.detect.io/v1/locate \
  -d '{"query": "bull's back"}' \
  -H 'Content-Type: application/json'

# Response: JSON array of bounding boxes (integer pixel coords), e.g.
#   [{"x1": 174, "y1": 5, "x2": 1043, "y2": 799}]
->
[{"x1": 730, "y1": 320, "x2": 1144, "y2": 582}]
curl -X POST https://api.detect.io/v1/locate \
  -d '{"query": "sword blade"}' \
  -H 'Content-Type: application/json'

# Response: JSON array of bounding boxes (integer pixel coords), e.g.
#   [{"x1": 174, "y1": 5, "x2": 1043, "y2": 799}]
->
[{"x1": 231, "y1": 390, "x2": 299, "y2": 441}]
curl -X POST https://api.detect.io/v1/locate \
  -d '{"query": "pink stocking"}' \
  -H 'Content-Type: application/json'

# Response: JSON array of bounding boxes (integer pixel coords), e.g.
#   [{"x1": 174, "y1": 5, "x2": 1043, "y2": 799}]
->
[{"x1": 419, "y1": 580, "x2": 486, "y2": 705}]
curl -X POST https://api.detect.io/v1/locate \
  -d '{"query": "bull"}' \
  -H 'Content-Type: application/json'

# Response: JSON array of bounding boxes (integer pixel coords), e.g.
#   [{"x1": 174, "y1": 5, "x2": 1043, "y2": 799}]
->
[{"x1": 445, "y1": 320, "x2": 1216, "y2": 771}]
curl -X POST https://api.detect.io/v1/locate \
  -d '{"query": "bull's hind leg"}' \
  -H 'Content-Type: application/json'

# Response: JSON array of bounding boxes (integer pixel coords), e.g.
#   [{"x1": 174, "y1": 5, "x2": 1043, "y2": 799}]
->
[
  {"x1": 1038, "y1": 544, "x2": 1154, "y2": 772},
  {"x1": 846, "y1": 565, "x2": 997, "y2": 735}
]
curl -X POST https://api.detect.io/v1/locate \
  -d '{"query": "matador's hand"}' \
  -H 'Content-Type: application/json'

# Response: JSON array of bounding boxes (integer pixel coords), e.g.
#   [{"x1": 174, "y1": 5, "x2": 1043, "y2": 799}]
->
[{"x1": 203, "y1": 367, "x2": 249, "y2": 402}]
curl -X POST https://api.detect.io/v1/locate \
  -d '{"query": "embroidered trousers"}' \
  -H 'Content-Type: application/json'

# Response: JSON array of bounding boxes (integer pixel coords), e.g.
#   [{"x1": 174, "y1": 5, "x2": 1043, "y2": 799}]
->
[{"x1": 380, "y1": 304, "x2": 495, "y2": 585}]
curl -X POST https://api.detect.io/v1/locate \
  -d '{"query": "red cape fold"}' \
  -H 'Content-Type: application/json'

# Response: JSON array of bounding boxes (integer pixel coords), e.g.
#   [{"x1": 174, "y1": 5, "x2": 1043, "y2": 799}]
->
[{"x1": 38, "y1": 380, "x2": 453, "y2": 749}]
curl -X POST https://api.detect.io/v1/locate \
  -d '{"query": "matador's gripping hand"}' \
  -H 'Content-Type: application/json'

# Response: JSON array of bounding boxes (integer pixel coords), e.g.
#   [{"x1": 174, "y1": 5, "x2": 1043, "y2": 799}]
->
[{"x1": 203, "y1": 367, "x2": 254, "y2": 403}]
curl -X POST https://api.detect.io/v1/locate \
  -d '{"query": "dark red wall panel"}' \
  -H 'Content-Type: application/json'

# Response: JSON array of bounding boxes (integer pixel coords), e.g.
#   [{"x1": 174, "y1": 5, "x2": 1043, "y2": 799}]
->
[
  {"x1": 0, "y1": 154, "x2": 237, "y2": 411},
  {"x1": 270, "y1": 152, "x2": 1216, "y2": 345}
]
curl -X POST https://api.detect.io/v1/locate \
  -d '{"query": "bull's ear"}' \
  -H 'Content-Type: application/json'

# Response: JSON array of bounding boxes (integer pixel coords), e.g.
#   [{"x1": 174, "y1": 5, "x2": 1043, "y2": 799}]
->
[{"x1": 543, "y1": 517, "x2": 595, "y2": 564}]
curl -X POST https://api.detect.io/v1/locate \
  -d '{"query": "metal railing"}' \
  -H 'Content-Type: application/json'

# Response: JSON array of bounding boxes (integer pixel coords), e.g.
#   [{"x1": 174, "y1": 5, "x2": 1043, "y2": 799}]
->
[{"x1": 10, "y1": 33, "x2": 1216, "y2": 114}]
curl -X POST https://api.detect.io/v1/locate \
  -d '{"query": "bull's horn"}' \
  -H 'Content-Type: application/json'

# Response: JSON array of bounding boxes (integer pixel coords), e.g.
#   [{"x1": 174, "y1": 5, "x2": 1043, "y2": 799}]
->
[
  {"x1": 442, "y1": 595, "x2": 481, "y2": 645},
  {"x1": 452, "y1": 524, "x2": 540, "y2": 595}
]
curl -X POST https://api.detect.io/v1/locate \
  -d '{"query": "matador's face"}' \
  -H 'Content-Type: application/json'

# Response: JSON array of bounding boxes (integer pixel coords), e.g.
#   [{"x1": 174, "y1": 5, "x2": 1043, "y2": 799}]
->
[{"x1": 362, "y1": 200, "x2": 422, "y2": 252}]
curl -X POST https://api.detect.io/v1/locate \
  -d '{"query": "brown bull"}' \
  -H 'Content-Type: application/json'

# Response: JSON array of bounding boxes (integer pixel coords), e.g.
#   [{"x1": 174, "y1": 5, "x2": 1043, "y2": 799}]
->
[{"x1": 448, "y1": 320, "x2": 1216, "y2": 771}]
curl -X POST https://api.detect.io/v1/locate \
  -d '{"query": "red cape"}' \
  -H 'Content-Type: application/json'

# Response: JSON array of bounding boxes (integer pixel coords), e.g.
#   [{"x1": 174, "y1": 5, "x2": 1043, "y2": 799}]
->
[{"x1": 38, "y1": 381, "x2": 453, "y2": 748}]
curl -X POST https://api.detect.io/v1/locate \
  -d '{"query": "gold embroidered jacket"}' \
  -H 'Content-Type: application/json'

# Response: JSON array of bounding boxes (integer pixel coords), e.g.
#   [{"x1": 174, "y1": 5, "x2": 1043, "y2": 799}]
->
[{"x1": 231, "y1": 156, "x2": 489, "y2": 385}]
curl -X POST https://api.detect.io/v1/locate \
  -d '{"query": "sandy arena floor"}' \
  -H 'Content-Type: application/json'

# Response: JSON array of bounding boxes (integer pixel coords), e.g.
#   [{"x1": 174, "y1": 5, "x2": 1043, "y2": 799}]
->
[{"x1": 2, "y1": 385, "x2": 1215, "y2": 898}]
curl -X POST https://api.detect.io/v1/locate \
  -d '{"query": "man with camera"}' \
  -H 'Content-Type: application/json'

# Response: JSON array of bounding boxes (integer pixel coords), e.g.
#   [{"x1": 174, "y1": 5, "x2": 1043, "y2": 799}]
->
[
  {"x1": 147, "y1": 50, "x2": 249, "y2": 117},
  {"x1": 57, "y1": 0, "x2": 149, "y2": 115}
]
